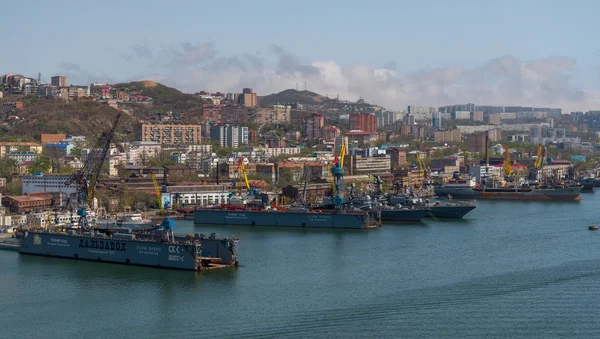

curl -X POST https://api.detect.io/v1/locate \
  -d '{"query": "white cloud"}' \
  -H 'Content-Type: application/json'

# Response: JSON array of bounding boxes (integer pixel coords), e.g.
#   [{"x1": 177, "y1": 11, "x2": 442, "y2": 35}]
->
[{"x1": 113, "y1": 43, "x2": 600, "y2": 112}]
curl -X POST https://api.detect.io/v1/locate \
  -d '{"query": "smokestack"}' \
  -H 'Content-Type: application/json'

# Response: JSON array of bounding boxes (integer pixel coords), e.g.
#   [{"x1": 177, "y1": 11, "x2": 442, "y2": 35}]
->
[{"x1": 485, "y1": 131, "x2": 489, "y2": 166}]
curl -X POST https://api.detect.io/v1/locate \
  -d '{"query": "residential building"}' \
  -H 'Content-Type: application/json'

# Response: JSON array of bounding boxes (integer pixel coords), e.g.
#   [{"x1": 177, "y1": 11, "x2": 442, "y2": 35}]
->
[
  {"x1": 23, "y1": 83, "x2": 38, "y2": 96},
  {"x1": 386, "y1": 147, "x2": 408, "y2": 171},
  {"x1": 253, "y1": 106, "x2": 291, "y2": 124},
  {"x1": 186, "y1": 144, "x2": 213, "y2": 153},
  {"x1": 323, "y1": 126, "x2": 341, "y2": 142},
  {"x1": 432, "y1": 111, "x2": 442, "y2": 129},
  {"x1": 468, "y1": 133, "x2": 488, "y2": 155},
  {"x1": 45, "y1": 143, "x2": 73, "y2": 156},
  {"x1": 487, "y1": 113, "x2": 501, "y2": 125},
  {"x1": 7, "y1": 151, "x2": 39, "y2": 162},
  {"x1": 0, "y1": 142, "x2": 43, "y2": 158},
  {"x1": 346, "y1": 131, "x2": 377, "y2": 146},
  {"x1": 398, "y1": 125, "x2": 427, "y2": 139},
  {"x1": 471, "y1": 111, "x2": 484, "y2": 122},
  {"x1": 22, "y1": 174, "x2": 77, "y2": 195},
  {"x1": 302, "y1": 113, "x2": 325, "y2": 139},
  {"x1": 221, "y1": 106, "x2": 250, "y2": 124},
  {"x1": 376, "y1": 110, "x2": 398, "y2": 128},
  {"x1": 236, "y1": 88, "x2": 257, "y2": 107},
  {"x1": 452, "y1": 111, "x2": 471, "y2": 120},
  {"x1": 1, "y1": 102, "x2": 23, "y2": 111},
  {"x1": 267, "y1": 137, "x2": 286, "y2": 148},
  {"x1": 350, "y1": 113, "x2": 376, "y2": 133},
  {"x1": 136, "y1": 124, "x2": 202, "y2": 145},
  {"x1": 68, "y1": 85, "x2": 90, "y2": 99},
  {"x1": 434, "y1": 129, "x2": 462, "y2": 143},
  {"x1": 0, "y1": 91, "x2": 3, "y2": 98},
  {"x1": 51, "y1": 76, "x2": 67, "y2": 87},
  {"x1": 210, "y1": 125, "x2": 248, "y2": 148},
  {"x1": 347, "y1": 155, "x2": 391, "y2": 175},
  {"x1": 203, "y1": 104, "x2": 223, "y2": 123},
  {"x1": 41, "y1": 134, "x2": 67, "y2": 145},
  {"x1": 263, "y1": 147, "x2": 301, "y2": 158}
]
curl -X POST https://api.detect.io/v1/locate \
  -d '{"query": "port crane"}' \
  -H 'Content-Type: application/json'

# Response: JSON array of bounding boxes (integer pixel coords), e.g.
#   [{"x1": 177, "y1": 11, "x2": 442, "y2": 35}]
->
[
  {"x1": 236, "y1": 156, "x2": 260, "y2": 196},
  {"x1": 151, "y1": 172, "x2": 165, "y2": 216},
  {"x1": 330, "y1": 141, "x2": 347, "y2": 207},
  {"x1": 503, "y1": 144, "x2": 512, "y2": 176},
  {"x1": 65, "y1": 112, "x2": 121, "y2": 229}
]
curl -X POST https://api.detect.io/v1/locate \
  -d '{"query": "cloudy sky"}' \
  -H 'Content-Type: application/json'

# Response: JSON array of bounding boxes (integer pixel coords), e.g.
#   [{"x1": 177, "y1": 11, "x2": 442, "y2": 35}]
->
[{"x1": 3, "y1": 0, "x2": 600, "y2": 111}]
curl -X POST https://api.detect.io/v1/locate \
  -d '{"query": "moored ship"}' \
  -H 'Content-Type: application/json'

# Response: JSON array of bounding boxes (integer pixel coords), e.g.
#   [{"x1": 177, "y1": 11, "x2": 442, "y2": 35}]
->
[
  {"x1": 18, "y1": 227, "x2": 238, "y2": 271},
  {"x1": 435, "y1": 183, "x2": 582, "y2": 201}
]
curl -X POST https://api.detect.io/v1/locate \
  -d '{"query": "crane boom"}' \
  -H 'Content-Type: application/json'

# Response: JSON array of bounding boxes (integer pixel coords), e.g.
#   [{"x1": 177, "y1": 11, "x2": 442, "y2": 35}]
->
[
  {"x1": 339, "y1": 141, "x2": 346, "y2": 168},
  {"x1": 504, "y1": 144, "x2": 512, "y2": 176},
  {"x1": 416, "y1": 153, "x2": 424, "y2": 181},
  {"x1": 151, "y1": 172, "x2": 164, "y2": 215},
  {"x1": 534, "y1": 144, "x2": 543, "y2": 169},
  {"x1": 238, "y1": 156, "x2": 251, "y2": 191},
  {"x1": 65, "y1": 112, "x2": 121, "y2": 228}
]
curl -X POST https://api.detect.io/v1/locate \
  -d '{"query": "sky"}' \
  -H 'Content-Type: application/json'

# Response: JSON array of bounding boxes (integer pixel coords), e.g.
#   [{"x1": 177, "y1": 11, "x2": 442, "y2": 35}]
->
[{"x1": 2, "y1": 0, "x2": 600, "y2": 112}]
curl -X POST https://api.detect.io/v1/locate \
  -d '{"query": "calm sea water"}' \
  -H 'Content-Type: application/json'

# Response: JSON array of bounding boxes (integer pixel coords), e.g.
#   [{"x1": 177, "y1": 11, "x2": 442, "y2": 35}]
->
[{"x1": 2, "y1": 194, "x2": 600, "y2": 338}]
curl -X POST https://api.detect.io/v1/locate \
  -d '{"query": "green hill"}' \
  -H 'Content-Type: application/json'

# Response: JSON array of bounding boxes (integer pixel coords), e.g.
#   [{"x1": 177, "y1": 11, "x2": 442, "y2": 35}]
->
[
  {"x1": 258, "y1": 89, "x2": 332, "y2": 106},
  {"x1": 0, "y1": 97, "x2": 136, "y2": 143},
  {"x1": 114, "y1": 80, "x2": 208, "y2": 122}
]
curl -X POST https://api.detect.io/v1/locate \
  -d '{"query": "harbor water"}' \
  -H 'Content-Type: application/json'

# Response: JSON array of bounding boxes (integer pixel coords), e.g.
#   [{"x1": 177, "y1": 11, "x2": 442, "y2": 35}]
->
[{"x1": 2, "y1": 194, "x2": 600, "y2": 338}]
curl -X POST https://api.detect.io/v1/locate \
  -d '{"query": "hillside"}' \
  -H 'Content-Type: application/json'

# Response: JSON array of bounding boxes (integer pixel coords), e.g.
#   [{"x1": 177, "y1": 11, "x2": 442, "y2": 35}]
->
[
  {"x1": 258, "y1": 89, "x2": 332, "y2": 107},
  {"x1": 113, "y1": 81, "x2": 208, "y2": 122},
  {"x1": 0, "y1": 97, "x2": 137, "y2": 143}
]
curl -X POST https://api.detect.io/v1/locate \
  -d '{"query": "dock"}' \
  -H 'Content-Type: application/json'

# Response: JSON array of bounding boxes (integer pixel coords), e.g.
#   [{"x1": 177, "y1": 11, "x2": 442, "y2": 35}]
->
[{"x1": 0, "y1": 241, "x2": 20, "y2": 252}]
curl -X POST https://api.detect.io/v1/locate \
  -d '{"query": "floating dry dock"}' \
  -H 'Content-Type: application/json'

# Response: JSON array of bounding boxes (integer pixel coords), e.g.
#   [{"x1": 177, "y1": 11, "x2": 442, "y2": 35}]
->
[{"x1": 16, "y1": 228, "x2": 239, "y2": 271}]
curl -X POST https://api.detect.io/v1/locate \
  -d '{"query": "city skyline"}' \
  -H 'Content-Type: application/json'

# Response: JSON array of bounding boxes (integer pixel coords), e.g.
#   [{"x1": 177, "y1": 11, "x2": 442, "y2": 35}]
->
[{"x1": 3, "y1": 0, "x2": 600, "y2": 111}]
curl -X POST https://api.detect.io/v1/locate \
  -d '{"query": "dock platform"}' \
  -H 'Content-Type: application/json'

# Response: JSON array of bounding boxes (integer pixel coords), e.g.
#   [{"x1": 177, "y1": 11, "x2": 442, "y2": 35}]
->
[{"x1": 0, "y1": 241, "x2": 20, "y2": 252}]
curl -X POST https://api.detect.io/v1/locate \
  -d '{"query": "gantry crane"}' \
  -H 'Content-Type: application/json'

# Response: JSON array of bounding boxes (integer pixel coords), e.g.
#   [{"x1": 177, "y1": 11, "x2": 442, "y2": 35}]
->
[{"x1": 65, "y1": 112, "x2": 121, "y2": 229}]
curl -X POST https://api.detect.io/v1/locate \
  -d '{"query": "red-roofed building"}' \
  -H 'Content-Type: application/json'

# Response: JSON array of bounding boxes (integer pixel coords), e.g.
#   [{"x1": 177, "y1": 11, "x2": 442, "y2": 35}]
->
[{"x1": 2, "y1": 194, "x2": 53, "y2": 213}]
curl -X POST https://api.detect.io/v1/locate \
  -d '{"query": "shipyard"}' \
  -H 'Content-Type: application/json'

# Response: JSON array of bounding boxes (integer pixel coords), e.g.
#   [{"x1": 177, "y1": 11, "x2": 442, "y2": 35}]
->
[{"x1": 5, "y1": 4, "x2": 600, "y2": 336}]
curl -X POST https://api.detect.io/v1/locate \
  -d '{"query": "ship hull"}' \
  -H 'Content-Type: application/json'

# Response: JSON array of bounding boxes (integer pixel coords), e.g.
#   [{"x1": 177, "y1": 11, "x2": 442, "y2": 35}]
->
[
  {"x1": 193, "y1": 209, "x2": 379, "y2": 229},
  {"x1": 434, "y1": 186, "x2": 582, "y2": 201},
  {"x1": 19, "y1": 232, "x2": 238, "y2": 271},
  {"x1": 380, "y1": 209, "x2": 427, "y2": 222},
  {"x1": 579, "y1": 179, "x2": 595, "y2": 192},
  {"x1": 427, "y1": 205, "x2": 477, "y2": 219}
]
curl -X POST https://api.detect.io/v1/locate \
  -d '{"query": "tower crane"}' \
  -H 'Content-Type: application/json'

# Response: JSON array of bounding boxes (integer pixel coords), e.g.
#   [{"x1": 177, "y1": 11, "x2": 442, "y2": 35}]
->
[{"x1": 65, "y1": 112, "x2": 121, "y2": 229}]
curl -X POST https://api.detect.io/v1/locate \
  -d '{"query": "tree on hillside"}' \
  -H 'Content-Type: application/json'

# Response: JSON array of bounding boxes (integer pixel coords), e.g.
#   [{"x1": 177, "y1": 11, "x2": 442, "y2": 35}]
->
[{"x1": 28, "y1": 157, "x2": 52, "y2": 174}]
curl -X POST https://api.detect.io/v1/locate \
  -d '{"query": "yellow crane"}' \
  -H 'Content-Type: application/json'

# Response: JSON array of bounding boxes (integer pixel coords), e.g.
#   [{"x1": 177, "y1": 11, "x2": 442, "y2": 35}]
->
[
  {"x1": 339, "y1": 141, "x2": 347, "y2": 168},
  {"x1": 237, "y1": 156, "x2": 251, "y2": 192},
  {"x1": 534, "y1": 144, "x2": 544, "y2": 169},
  {"x1": 415, "y1": 153, "x2": 424, "y2": 181},
  {"x1": 504, "y1": 144, "x2": 512, "y2": 176},
  {"x1": 151, "y1": 172, "x2": 164, "y2": 216}
]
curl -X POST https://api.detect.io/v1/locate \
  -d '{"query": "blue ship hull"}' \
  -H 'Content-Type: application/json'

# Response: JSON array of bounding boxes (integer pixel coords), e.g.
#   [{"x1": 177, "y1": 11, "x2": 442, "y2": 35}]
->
[
  {"x1": 193, "y1": 209, "x2": 380, "y2": 229},
  {"x1": 427, "y1": 205, "x2": 476, "y2": 219},
  {"x1": 18, "y1": 231, "x2": 238, "y2": 271},
  {"x1": 380, "y1": 209, "x2": 427, "y2": 222}
]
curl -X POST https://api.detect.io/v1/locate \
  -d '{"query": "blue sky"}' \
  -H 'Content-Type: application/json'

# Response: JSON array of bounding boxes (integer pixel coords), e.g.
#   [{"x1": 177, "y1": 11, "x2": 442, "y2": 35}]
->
[{"x1": 2, "y1": 0, "x2": 600, "y2": 110}]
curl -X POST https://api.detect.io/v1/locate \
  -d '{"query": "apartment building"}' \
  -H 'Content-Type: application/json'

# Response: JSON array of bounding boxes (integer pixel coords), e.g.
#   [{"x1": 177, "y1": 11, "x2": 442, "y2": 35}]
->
[
  {"x1": 136, "y1": 124, "x2": 202, "y2": 145},
  {"x1": 51, "y1": 76, "x2": 67, "y2": 87},
  {"x1": 0, "y1": 142, "x2": 43, "y2": 158},
  {"x1": 210, "y1": 125, "x2": 248, "y2": 148}
]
